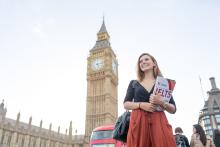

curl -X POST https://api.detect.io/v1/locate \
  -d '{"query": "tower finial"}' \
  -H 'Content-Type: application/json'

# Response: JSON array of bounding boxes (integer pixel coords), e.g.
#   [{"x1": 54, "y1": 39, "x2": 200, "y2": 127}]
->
[
  {"x1": 98, "y1": 17, "x2": 108, "y2": 34},
  {"x1": 0, "y1": 99, "x2": 4, "y2": 108},
  {"x1": 29, "y1": 116, "x2": 32, "y2": 125},
  {"x1": 40, "y1": 120, "x2": 43, "y2": 128},
  {"x1": 103, "y1": 14, "x2": 105, "y2": 23},
  {"x1": 17, "y1": 112, "x2": 20, "y2": 122},
  {"x1": 58, "y1": 126, "x2": 60, "y2": 134},
  {"x1": 210, "y1": 77, "x2": 217, "y2": 89}
]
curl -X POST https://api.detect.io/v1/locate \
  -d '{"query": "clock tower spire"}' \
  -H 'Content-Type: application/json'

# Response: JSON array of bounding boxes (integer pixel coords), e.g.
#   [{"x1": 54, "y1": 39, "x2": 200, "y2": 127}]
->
[
  {"x1": 92, "y1": 19, "x2": 111, "y2": 50},
  {"x1": 85, "y1": 20, "x2": 118, "y2": 143}
]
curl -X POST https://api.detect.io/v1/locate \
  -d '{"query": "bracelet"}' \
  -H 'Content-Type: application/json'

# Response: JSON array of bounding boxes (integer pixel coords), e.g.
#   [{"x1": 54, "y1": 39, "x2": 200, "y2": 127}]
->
[{"x1": 162, "y1": 101, "x2": 169, "y2": 109}]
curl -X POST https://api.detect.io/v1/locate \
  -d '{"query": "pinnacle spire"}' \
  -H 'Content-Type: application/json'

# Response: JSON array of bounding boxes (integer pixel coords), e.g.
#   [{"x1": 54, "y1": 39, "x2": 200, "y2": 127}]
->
[
  {"x1": 91, "y1": 18, "x2": 111, "y2": 50},
  {"x1": 210, "y1": 77, "x2": 218, "y2": 90},
  {"x1": 98, "y1": 18, "x2": 108, "y2": 34},
  {"x1": 0, "y1": 99, "x2": 4, "y2": 109}
]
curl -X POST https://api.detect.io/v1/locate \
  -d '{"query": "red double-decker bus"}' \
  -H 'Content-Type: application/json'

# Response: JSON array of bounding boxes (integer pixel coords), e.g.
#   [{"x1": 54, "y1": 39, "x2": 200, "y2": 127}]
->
[{"x1": 89, "y1": 124, "x2": 126, "y2": 147}]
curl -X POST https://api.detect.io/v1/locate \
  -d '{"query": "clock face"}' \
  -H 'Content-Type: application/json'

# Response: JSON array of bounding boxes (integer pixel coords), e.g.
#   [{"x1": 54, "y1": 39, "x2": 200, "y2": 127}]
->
[
  {"x1": 91, "y1": 58, "x2": 104, "y2": 71},
  {"x1": 112, "y1": 60, "x2": 117, "y2": 74}
]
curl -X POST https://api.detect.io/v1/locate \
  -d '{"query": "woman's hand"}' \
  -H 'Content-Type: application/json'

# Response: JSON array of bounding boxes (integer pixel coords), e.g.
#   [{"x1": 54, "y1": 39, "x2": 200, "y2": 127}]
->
[
  {"x1": 139, "y1": 102, "x2": 156, "y2": 112},
  {"x1": 149, "y1": 93, "x2": 176, "y2": 114},
  {"x1": 149, "y1": 93, "x2": 163, "y2": 105}
]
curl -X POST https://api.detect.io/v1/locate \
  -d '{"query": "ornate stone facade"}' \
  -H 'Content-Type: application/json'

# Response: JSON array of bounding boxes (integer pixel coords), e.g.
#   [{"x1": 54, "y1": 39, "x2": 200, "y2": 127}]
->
[
  {"x1": 0, "y1": 102, "x2": 84, "y2": 147},
  {"x1": 198, "y1": 77, "x2": 220, "y2": 136},
  {"x1": 0, "y1": 101, "x2": 85, "y2": 147}
]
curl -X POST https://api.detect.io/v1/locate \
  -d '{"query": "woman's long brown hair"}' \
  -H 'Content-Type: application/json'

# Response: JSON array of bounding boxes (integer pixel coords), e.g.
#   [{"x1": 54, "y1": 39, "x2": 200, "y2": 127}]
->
[{"x1": 193, "y1": 124, "x2": 207, "y2": 146}]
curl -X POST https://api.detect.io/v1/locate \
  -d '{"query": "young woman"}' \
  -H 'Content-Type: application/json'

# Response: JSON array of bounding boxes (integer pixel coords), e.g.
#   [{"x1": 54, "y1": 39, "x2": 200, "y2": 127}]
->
[
  {"x1": 190, "y1": 124, "x2": 215, "y2": 147},
  {"x1": 123, "y1": 53, "x2": 176, "y2": 147}
]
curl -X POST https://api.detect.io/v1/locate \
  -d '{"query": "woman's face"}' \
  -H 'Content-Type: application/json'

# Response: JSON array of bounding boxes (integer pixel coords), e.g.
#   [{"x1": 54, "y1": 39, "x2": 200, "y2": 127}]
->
[{"x1": 139, "y1": 55, "x2": 155, "y2": 72}]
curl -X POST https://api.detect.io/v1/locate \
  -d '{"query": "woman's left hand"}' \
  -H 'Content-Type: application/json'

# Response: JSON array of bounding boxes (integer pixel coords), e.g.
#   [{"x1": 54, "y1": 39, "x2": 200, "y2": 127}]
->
[{"x1": 149, "y1": 93, "x2": 163, "y2": 105}]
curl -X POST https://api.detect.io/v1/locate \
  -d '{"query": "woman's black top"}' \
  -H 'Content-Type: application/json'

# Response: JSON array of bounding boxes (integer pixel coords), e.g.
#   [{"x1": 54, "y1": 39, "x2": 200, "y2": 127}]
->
[{"x1": 124, "y1": 80, "x2": 176, "y2": 112}]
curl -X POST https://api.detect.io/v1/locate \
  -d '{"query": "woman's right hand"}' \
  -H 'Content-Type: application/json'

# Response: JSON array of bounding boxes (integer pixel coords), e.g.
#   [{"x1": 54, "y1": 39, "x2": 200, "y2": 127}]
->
[{"x1": 140, "y1": 102, "x2": 156, "y2": 112}]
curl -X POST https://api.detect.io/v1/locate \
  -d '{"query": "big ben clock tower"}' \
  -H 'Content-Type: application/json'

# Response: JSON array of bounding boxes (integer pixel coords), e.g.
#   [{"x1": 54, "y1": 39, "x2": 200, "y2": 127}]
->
[{"x1": 85, "y1": 20, "x2": 118, "y2": 142}]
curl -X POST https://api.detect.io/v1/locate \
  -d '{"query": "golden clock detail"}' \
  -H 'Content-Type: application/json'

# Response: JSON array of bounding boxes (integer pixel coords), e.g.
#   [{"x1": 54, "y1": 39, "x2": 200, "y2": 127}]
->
[{"x1": 91, "y1": 58, "x2": 104, "y2": 71}]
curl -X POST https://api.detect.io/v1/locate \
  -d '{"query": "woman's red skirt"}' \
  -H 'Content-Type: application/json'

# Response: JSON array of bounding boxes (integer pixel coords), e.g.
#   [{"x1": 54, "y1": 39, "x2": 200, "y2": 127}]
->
[{"x1": 126, "y1": 109, "x2": 176, "y2": 147}]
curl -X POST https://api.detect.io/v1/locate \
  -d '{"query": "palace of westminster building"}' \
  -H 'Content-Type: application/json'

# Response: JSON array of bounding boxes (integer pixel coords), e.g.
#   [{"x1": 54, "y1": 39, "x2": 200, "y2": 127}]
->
[{"x1": 1, "y1": 20, "x2": 220, "y2": 147}]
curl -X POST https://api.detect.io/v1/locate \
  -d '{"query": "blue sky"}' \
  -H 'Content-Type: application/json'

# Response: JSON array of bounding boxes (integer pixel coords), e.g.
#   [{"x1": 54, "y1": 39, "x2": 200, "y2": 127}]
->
[{"x1": 0, "y1": 0, "x2": 220, "y2": 138}]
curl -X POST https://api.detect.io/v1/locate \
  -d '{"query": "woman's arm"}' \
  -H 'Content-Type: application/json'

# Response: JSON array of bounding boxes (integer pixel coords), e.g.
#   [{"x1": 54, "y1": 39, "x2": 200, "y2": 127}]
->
[
  {"x1": 124, "y1": 101, "x2": 156, "y2": 112},
  {"x1": 161, "y1": 102, "x2": 176, "y2": 114},
  {"x1": 123, "y1": 101, "x2": 139, "y2": 110}
]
